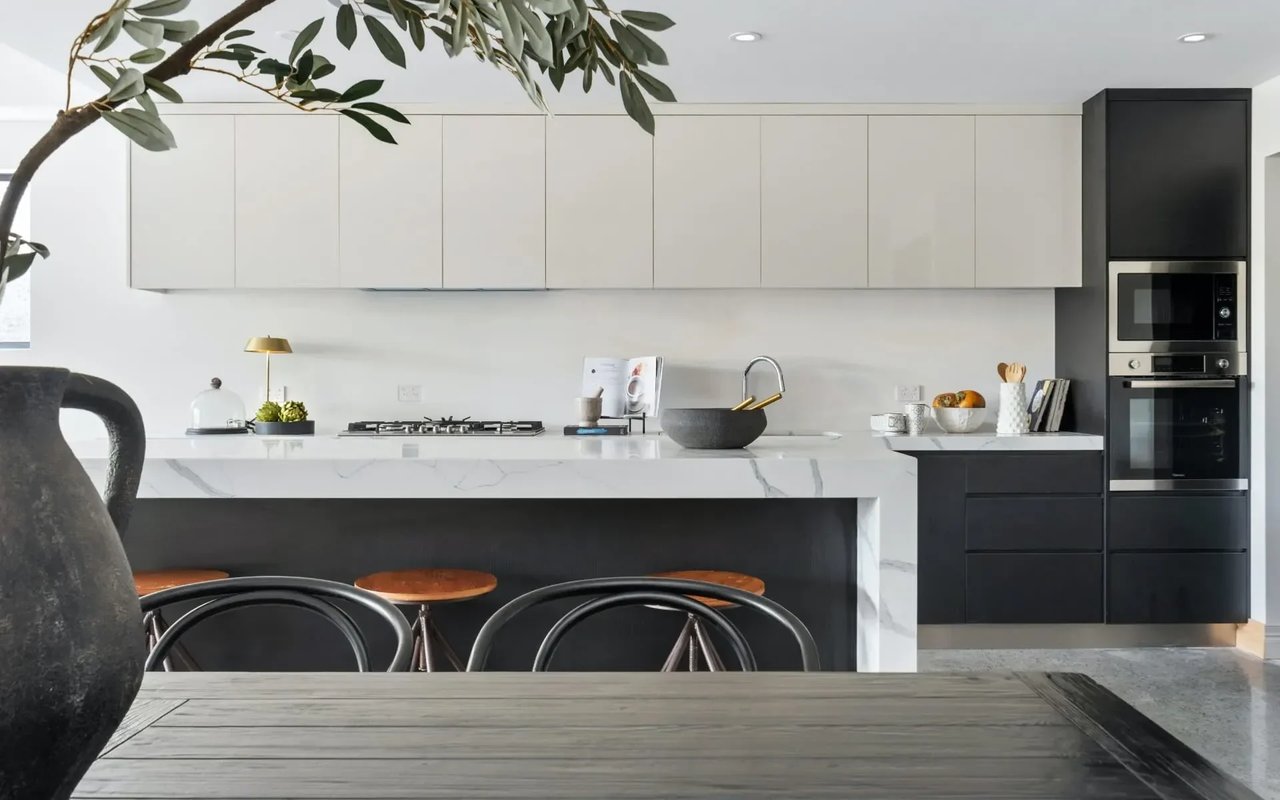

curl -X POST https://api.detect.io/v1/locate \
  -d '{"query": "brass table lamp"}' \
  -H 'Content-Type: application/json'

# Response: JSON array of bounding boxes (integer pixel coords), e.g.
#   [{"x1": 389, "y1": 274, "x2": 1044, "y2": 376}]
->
[{"x1": 244, "y1": 335, "x2": 292, "y2": 402}]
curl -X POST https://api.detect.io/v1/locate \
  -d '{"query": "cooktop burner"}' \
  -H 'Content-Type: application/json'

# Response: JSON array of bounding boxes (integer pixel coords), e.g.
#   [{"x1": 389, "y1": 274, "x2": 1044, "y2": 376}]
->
[{"x1": 341, "y1": 417, "x2": 545, "y2": 436}]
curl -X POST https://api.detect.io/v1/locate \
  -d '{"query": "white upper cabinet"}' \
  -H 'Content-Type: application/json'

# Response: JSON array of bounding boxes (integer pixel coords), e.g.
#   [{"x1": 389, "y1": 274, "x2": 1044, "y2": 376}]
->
[
  {"x1": 976, "y1": 116, "x2": 1082, "y2": 287},
  {"x1": 546, "y1": 116, "x2": 653, "y2": 289},
  {"x1": 235, "y1": 115, "x2": 340, "y2": 288},
  {"x1": 339, "y1": 115, "x2": 443, "y2": 288},
  {"x1": 443, "y1": 116, "x2": 546, "y2": 289},
  {"x1": 868, "y1": 116, "x2": 976, "y2": 288},
  {"x1": 654, "y1": 116, "x2": 761, "y2": 288},
  {"x1": 130, "y1": 115, "x2": 236, "y2": 289},
  {"x1": 761, "y1": 116, "x2": 869, "y2": 288}
]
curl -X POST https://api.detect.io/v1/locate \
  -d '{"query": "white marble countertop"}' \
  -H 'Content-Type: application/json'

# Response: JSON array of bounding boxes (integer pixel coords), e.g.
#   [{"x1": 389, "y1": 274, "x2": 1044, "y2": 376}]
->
[{"x1": 879, "y1": 431, "x2": 1104, "y2": 451}]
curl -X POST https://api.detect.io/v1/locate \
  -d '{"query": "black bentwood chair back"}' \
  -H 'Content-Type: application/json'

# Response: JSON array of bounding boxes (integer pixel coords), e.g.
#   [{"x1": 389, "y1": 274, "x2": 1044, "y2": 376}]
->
[
  {"x1": 138, "y1": 576, "x2": 415, "y2": 672},
  {"x1": 467, "y1": 577, "x2": 821, "y2": 672}
]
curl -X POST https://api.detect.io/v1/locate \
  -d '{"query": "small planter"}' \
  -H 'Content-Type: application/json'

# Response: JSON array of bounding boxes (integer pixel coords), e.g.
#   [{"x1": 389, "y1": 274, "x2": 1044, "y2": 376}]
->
[{"x1": 252, "y1": 420, "x2": 315, "y2": 436}]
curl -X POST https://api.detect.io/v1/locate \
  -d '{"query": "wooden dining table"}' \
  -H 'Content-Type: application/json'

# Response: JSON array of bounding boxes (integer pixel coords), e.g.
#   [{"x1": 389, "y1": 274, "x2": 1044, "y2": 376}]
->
[{"x1": 76, "y1": 671, "x2": 1257, "y2": 799}]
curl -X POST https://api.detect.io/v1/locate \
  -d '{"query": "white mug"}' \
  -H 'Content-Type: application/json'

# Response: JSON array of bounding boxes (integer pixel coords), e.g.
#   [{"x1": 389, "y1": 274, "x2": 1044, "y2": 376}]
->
[{"x1": 903, "y1": 403, "x2": 930, "y2": 436}]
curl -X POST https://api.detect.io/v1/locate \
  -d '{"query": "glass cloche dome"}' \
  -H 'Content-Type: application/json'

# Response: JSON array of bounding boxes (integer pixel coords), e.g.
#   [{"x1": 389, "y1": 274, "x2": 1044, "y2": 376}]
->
[{"x1": 187, "y1": 377, "x2": 248, "y2": 435}]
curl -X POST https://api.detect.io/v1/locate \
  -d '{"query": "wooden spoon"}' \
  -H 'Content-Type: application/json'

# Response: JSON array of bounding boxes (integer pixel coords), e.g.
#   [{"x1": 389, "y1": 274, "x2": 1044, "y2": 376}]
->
[{"x1": 997, "y1": 362, "x2": 1009, "y2": 382}]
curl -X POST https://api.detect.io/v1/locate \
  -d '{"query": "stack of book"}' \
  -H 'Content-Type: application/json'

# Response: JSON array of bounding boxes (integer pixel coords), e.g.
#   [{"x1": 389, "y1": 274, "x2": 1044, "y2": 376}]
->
[{"x1": 1026, "y1": 379, "x2": 1071, "y2": 432}]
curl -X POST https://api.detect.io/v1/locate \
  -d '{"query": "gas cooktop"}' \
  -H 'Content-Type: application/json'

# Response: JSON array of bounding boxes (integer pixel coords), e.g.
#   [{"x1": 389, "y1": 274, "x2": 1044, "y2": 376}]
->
[{"x1": 340, "y1": 418, "x2": 545, "y2": 436}]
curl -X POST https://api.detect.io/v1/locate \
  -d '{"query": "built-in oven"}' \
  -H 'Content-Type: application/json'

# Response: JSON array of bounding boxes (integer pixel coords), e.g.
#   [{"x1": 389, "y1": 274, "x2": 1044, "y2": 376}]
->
[
  {"x1": 1109, "y1": 261, "x2": 1245, "y2": 353},
  {"x1": 1108, "y1": 353, "x2": 1248, "y2": 491}
]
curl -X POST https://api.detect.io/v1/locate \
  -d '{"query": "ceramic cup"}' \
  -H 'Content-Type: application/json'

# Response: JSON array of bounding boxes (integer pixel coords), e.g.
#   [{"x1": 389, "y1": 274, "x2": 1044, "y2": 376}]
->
[
  {"x1": 576, "y1": 396, "x2": 603, "y2": 427},
  {"x1": 903, "y1": 402, "x2": 931, "y2": 436}
]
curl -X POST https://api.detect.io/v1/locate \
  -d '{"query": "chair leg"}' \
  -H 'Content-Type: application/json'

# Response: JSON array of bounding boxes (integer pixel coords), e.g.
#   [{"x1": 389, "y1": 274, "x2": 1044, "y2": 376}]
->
[
  {"x1": 145, "y1": 610, "x2": 176, "y2": 672},
  {"x1": 661, "y1": 616, "x2": 694, "y2": 672},
  {"x1": 687, "y1": 616, "x2": 701, "y2": 672},
  {"x1": 693, "y1": 619, "x2": 725, "y2": 672},
  {"x1": 410, "y1": 619, "x2": 425, "y2": 671},
  {"x1": 426, "y1": 615, "x2": 466, "y2": 672}
]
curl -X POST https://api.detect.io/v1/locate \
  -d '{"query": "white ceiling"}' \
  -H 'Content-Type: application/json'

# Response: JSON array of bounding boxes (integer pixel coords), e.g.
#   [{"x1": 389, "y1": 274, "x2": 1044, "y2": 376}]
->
[{"x1": 11, "y1": 0, "x2": 1280, "y2": 107}]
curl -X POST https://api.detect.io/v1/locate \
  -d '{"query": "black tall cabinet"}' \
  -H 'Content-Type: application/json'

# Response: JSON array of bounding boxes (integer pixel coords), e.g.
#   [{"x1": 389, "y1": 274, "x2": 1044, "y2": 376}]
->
[{"x1": 1054, "y1": 88, "x2": 1251, "y2": 626}]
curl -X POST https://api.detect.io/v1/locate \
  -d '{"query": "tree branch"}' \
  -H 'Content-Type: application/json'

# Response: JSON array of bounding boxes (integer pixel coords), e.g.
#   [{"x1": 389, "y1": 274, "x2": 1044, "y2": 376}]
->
[{"x1": 1, "y1": 0, "x2": 282, "y2": 260}]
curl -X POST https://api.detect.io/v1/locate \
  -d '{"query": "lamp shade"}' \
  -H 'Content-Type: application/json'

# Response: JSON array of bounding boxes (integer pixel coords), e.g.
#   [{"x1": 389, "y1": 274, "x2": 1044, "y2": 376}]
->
[{"x1": 244, "y1": 336, "x2": 292, "y2": 354}]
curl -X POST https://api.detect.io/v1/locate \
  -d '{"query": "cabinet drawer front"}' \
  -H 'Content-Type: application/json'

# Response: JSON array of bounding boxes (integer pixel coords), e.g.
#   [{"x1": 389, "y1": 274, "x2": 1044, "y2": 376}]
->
[
  {"x1": 966, "y1": 497, "x2": 1102, "y2": 551},
  {"x1": 1109, "y1": 495, "x2": 1247, "y2": 551},
  {"x1": 1108, "y1": 553, "x2": 1247, "y2": 623},
  {"x1": 966, "y1": 453, "x2": 1102, "y2": 494},
  {"x1": 965, "y1": 554, "x2": 1103, "y2": 623}
]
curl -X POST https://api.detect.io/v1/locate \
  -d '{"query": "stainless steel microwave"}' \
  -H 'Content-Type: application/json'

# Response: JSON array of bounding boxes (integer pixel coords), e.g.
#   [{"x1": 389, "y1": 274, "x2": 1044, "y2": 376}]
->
[{"x1": 1109, "y1": 261, "x2": 1245, "y2": 353}]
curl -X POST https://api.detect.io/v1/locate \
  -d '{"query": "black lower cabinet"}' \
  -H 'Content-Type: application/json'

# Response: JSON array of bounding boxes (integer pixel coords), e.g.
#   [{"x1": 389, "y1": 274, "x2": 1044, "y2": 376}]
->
[
  {"x1": 967, "y1": 554, "x2": 1103, "y2": 623},
  {"x1": 916, "y1": 452, "x2": 1105, "y2": 625},
  {"x1": 1108, "y1": 553, "x2": 1248, "y2": 624}
]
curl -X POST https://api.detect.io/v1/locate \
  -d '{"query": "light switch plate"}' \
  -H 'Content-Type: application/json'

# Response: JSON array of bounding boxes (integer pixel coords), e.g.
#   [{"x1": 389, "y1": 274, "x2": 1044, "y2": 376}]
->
[
  {"x1": 894, "y1": 385, "x2": 922, "y2": 403},
  {"x1": 397, "y1": 384, "x2": 422, "y2": 403}
]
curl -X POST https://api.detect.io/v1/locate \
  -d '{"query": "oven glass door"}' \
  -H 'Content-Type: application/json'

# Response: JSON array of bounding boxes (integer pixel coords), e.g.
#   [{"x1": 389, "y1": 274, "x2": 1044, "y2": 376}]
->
[
  {"x1": 1113, "y1": 273, "x2": 1218, "y2": 344},
  {"x1": 1108, "y1": 377, "x2": 1244, "y2": 484}
]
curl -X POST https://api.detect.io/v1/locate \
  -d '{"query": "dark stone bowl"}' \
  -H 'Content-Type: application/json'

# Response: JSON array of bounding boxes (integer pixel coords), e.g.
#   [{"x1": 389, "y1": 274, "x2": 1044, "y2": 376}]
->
[{"x1": 660, "y1": 408, "x2": 767, "y2": 449}]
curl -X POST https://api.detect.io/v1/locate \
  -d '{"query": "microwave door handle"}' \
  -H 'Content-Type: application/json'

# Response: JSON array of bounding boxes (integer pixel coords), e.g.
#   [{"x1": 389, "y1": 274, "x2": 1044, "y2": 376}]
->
[{"x1": 1125, "y1": 379, "x2": 1237, "y2": 389}]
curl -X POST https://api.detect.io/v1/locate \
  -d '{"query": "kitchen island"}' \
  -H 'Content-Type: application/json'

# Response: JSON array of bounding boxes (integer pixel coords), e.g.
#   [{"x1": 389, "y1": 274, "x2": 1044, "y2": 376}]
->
[
  {"x1": 76, "y1": 432, "x2": 915, "y2": 672},
  {"x1": 72, "y1": 432, "x2": 1100, "y2": 672}
]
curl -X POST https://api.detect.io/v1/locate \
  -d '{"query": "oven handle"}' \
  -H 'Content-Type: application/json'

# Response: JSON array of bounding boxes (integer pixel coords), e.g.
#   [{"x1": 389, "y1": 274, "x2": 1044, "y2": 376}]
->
[{"x1": 1124, "y1": 379, "x2": 1238, "y2": 389}]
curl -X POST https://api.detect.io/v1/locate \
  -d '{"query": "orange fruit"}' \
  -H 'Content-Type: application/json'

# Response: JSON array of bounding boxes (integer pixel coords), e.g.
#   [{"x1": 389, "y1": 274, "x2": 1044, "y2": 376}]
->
[
  {"x1": 956, "y1": 390, "x2": 985, "y2": 409},
  {"x1": 932, "y1": 393, "x2": 959, "y2": 409}
]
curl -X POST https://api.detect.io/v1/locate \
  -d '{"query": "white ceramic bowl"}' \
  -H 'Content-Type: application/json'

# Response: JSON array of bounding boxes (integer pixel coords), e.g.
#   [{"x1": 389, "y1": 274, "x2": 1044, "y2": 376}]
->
[{"x1": 932, "y1": 406, "x2": 986, "y2": 434}]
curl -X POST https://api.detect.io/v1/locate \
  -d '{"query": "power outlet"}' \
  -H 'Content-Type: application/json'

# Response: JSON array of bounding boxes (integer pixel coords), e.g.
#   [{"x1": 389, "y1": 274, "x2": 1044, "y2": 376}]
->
[
  {"x1": 269, "y1": 386, "x2": 288, "y2": 403},
  {"x1": 397, "y1": 384, "x2": 422, "y2": 403},
  {"x1": 894, "y1": 385, "x2": 922, "y2": 403}
]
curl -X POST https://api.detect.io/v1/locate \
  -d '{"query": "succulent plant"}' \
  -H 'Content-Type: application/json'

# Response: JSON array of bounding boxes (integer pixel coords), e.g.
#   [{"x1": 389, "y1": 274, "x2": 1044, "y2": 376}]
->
[
  {"x1": 255, "y1": 400, "x2": 282, "y2": 423},
  {"x1": 280, "y1": 400, "x2": 308, "y2": 423}
]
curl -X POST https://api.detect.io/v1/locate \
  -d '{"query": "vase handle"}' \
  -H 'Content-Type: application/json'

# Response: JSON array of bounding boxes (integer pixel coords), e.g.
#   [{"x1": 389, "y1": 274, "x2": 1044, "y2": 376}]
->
[{"x1": 63, "y1": 373, "x2": 146, "y2": 537}]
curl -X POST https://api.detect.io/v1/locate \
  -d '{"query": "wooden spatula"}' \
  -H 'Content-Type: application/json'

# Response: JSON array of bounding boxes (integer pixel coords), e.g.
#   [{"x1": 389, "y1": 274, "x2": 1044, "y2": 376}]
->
[{"x1": 997, "y1": 362, "x2": 1009, "y2": 382}]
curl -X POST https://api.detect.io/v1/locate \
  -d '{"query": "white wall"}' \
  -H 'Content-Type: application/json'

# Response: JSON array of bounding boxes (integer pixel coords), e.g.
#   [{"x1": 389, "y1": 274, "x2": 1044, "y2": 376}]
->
[
  {"x1": 0, "y1": 117, "x2": 1056, "y2": 441},
  {"x1": 1253, "y1": 74, "x2": 1280, "y2": 626}
]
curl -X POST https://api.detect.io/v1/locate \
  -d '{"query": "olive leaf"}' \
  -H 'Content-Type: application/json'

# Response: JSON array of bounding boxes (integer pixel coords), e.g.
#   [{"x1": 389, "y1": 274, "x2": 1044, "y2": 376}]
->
[
  {"x1": 133, "y1": 0, "x2": 191, "y2": 16},
  {"x1": 105, "y1": 68, "x2": 145, "y2": 102},
  {"x1": 620, "y1": 10, "x2": 675, "y2": 31},
  {"x1": 289, "y1": 18, "x2": 324, "y2": 65},
  {"x1": 123, "y1": 20, "x2": 165, "y2": 48},
  {"x1": 100, "y1": 107, "x2": 177, "y2": 152},
  {"x1": 365, "y1": 16, "x2": 407, "y2": 67},
  {"x1": 619, "y1": 71, "x2": 653, "y2": 134},
  {"x1": 143, "y1": 75, "x2": 183, "y2": 103},
  {"x1": 340, "y1": 109, "x2": 395, "y2": 144},
  {"x1": 352, "y1": 101, "x2": 411, "y2": 124},
  {"x1": 336, "y1": 4, "x2": 358, "y2": 48}
]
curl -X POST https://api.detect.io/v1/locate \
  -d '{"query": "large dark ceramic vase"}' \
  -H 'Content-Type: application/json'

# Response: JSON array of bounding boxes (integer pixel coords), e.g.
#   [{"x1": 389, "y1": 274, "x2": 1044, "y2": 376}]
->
[{"x1": 0, "y1": 367, "x2": 146, "y2": 800}]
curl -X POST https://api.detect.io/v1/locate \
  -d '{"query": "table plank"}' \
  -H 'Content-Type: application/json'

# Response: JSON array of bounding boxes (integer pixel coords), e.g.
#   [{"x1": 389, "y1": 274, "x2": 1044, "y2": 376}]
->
[
  {"x1": 153, "y1": 695, "x2": 1071, "y2": 728},
  {"x1": 76, "y1": 756, "x2": 1157, "y2": 799},
  {"x1": 98, "y1": 697, "x2": 186, "y2": 757},
  {"x1": 110, "y1": 722, "x2": 1109, "y2": 761},
  {"x1": 135, "y1": 671, "x2": 1038, "y2": 700},
  {"x1": 1019, "y1": 672, "x2": 1261, "y2": 800}
]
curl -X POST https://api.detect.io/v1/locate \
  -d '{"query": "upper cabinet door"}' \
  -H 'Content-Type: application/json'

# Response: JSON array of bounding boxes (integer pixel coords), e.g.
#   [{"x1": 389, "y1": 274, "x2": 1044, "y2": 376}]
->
[
  {"x1": 235, "y1": 115, "x2": 340, "y2": 288},
  {"x1": 761, "y1": 116, "x2": 869, "y2": 288},
  {"x1": 339, "y1": 115, "x2": 443, "y2": 288},
  {"x1": 654, "y1": 116, "x2": 760, "y2": 288},
  {"x1": 869, "y1": 116, "x2": 976, "y2": 288},
  {"x1": 1107, "y1": 98, "x2": 1249, "y2": 260},
  {"x1": 546, "y1": 116, "x2": 653, "y2": 289},
  {"x1": 976, "y1": 116, "x2": 1082, "y2": 288},
  {"x1": 130, "y1": 115, "x2": 235, "y2": 289},
  {"x1": 443, "y1": 116, "x2": 546, "y2": 289}
]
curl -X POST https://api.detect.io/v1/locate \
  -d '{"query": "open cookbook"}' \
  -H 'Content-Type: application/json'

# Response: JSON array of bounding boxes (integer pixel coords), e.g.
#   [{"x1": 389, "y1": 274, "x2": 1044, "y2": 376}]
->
[{"x1": 582, "y1": 357, "x2": 664, "y2": 418}]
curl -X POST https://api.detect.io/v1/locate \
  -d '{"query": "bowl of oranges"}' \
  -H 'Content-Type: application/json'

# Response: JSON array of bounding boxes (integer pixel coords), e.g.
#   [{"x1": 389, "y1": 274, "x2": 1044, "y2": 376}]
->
[{"x1": 931, "y1": 390, "x2": 987, "y2": 433}]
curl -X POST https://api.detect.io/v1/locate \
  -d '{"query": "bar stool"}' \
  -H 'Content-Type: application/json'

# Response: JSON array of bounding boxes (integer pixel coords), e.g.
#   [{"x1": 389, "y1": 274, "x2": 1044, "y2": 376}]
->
[
  {"x1": 651, "y1": 569, "x2": 766, "y2": 672},
  {"x1": 134, "y1": 568, "x2": 229, "y2": 671},
  {"x1": 354, "y1": 568, "x2": 497, "y2": 672}
]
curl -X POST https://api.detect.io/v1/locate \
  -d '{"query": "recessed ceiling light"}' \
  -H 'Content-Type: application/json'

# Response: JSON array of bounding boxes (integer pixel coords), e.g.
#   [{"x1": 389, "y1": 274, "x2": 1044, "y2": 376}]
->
[
  {"x1": 1178, "y1": 32, "x2": 1212, "y2": 43},
  {"x1": 729, "y1": 31, "x2": 763, "y2": 43}
]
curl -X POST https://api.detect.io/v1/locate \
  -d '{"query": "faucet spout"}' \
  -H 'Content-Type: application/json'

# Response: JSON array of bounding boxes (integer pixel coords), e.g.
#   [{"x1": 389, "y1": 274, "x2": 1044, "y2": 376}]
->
[{"x1": 743, "y1": 356, "x2": 786, "y2": 402}]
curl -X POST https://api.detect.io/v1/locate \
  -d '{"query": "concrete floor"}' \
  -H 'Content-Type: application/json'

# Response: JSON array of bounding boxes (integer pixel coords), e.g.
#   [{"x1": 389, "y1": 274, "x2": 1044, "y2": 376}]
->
[{"x1": 920, "y1": 647, "x2": 1280, "y2": 799}]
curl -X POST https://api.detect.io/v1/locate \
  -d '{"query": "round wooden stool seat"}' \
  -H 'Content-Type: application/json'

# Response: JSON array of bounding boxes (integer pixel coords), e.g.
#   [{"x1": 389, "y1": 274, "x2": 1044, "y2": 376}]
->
[
  {"x1": 134, "y1": 569, "x2": 229, "y2": 597},
  {"x1": 354, "y1": 568, "x2": 498, "y2": 604},
  {"x1": 650, "y1": 569, "x2": 766, "y2": 609}
]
